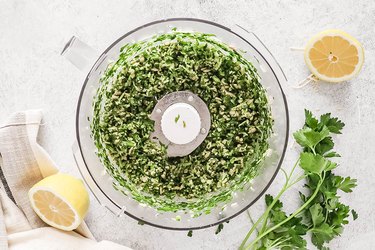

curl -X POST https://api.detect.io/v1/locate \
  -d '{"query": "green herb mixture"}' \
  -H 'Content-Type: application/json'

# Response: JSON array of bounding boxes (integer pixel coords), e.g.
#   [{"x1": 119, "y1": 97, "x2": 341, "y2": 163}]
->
[{"x1": 91, "y1": 31, "x2": 272, "y2": 212}]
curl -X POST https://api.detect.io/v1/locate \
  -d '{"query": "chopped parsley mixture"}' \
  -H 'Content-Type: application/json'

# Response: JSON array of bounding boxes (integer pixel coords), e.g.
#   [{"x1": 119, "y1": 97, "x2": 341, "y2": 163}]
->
[{"x1": 92, "y1": 31, "x2": 273, "y2": 213}]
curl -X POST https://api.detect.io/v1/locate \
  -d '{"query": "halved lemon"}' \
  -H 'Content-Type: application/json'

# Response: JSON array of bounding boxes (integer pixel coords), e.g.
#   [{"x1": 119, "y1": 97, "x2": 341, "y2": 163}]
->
[
  {"x1": 304, "y1": 29, "x2": 364, "y2": 83},
  {"x1": 28, "y1": 173, "x2": 89, "y2": 231}
]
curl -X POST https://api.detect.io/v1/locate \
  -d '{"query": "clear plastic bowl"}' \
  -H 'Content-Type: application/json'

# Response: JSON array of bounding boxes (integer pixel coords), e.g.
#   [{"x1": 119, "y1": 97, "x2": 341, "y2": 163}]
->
[{"x1": 63, "y1": 18, "x2": 289, "y2": 230}]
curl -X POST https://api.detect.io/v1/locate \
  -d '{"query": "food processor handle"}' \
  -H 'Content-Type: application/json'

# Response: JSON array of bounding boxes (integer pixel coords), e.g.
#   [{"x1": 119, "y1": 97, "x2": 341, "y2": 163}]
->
[
  {"x1": 61, "y1": 36, "x2": 100, "y2": 72},
  {"x1": 64, "y1": 38, "x2": 125, "y2": 217}
]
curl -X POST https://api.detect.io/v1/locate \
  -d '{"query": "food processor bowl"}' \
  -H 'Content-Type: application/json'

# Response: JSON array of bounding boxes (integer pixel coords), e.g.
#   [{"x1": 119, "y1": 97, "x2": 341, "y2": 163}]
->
[{"x1": 62, "y1": 18, "x2": 289, "y2": 230}]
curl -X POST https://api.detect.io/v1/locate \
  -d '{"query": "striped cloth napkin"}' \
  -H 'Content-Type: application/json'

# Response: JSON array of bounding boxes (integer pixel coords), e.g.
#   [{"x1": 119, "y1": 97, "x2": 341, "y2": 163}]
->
[{"x1": 0, "y1": 110, "x2": 130, "y2": 250}]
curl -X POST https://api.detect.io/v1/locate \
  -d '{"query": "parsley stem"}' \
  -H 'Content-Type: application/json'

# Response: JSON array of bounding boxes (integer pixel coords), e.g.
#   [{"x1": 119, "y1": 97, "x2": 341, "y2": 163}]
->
[
  {"x1": 271, "y1": 236, "x2": 292, "y2": 249},
  {"x1": 246, "y1": 211, "x2": 259, "y2": 234},
  {"x1": 286, "y1": 173, "x2": 306, "y2": 189},
  {"x1": 259, "y1": 158, "x2": 301, "y2": 235},
  {"x1": 241, "y1": 158, "x2": 301, "y2": 249},
  {"x1": 240, "y1": 181, "x2": 289, "y2": 249},
  {"x1": 288, "y1": 157, "x2": 301, "y2": 180},
  {"x1": 245, "y1": 176, "x2": 324, "y2": 250}
]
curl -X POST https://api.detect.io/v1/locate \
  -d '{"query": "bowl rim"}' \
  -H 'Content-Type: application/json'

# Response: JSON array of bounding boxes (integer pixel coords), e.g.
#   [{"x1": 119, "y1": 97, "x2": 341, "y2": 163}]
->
[{"x1": 75, "y1": 17, "x2": 290, "y2": 231}]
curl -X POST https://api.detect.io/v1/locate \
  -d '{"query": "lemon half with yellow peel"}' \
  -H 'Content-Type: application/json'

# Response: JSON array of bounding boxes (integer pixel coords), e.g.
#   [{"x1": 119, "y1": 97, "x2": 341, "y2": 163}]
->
[
  {"x1": 304, "y1": 29, "x2": 364, "y2": 83},
  {"x1": 29, "y1": 173, "x2": 89, "y2": 231}
]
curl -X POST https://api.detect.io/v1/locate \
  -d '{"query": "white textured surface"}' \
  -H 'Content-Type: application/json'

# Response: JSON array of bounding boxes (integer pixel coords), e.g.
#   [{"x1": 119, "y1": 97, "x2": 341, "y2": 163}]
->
[{"x1": 0, "y1": 1, "x2": 374, "y2": 249}]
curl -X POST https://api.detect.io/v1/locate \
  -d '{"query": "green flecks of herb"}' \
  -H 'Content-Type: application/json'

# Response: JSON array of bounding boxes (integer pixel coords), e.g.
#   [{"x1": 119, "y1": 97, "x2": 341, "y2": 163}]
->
[
  {"x1": 174, "y1": 114, "x2": 180, "y2": 123},
  {"x1": 351, "y1": 209, "x2": 358, "y2": 220},
  {"x1": 183, "y1": 120, "x2": 186, "y2": 128},
  {"x1": 187, "y1": 230, "x2": 193, "y2": 237},
  {"x1": 91, "y1": 31, "x2": 272, "y2": 213},
  {"x1": 137, "y1": 221, "x2": 145, "y2": 226},
  {"x1": 215, "y1": 223, "x2": 224, "y2": 234}
]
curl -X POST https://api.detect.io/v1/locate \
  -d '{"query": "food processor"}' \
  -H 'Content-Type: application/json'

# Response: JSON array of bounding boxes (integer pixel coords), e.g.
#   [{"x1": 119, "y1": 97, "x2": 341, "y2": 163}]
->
[{"x1": 62, "y1": 18, "x2": 289, "y2": 230}]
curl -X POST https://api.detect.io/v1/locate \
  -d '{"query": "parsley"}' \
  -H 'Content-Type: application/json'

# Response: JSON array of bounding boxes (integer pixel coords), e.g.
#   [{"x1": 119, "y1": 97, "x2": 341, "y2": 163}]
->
[
  {"x1": 215, "y1": 223, "x2": 224, "y2": 234},
  {"x1": 137, "y1": 221, "x2": 145, "y2": 226},
  {"x1": 92, "y1": 31, "x2": 272, "y2": 212},
  {"x1": 351, "y1": 209, "x2": 358, "y2": 220},
  {"x1": 174, "y1": 114, "x2": 180, "y2": 123},
  {"x1": 240, "y1": 110, "x2": 357, "y2": 250},
  {"x1": 187, "y1": 230, "x2": 193, "y2": 237}
]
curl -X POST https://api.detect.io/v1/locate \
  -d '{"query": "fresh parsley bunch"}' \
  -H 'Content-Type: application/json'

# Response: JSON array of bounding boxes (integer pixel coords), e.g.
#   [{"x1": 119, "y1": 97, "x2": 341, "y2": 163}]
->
[{"x1": 240, "y1": 110, "x2": 357, "y2": 250}]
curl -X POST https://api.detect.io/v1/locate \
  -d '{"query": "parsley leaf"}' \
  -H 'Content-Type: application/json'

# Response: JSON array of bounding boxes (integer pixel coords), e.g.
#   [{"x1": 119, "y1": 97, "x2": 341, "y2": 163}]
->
[
  {"x1": 324, "y1": 151, "x2": 341, "y2": 158},
  {"x1": 311, "y1": 223, "x2": 335, "y2": 249},
  {"x1": 309, "y1": 203, "x2": 325, "y2": 227},
  {"x1": 305, "y1": 109, "x2": 319, "y2": 129},
  {"x1": 318, "y1": 113, "x2": 345, "y2": 134},
  {"x1": 315, "y1": 137, "x2": 334, "y2": 155},
  {"x1": 300, "y1": 152, "x2": 331, "y2": 174},
  {"x1": 336, "y1": 177, "x2": 357, "y2": 193},
  {"x1": 293, "y1": 126, "x2": 330, "y2": 151}
]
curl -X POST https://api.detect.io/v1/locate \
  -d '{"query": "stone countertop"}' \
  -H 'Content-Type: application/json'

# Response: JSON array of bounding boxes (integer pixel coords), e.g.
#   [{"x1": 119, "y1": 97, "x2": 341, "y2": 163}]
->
[{"x1": 0, "y1": 0, "x2": 374, "y2": 249}]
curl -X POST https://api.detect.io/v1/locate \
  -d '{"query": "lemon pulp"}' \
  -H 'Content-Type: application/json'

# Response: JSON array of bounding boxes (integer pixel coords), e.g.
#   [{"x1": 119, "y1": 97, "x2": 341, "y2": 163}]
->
[
  {"x1": 29, "y1": 173, "x2": 89, "y2": 231},
  {"x1": 304, "y1": 29, "x2": 364, "y2": 83}
]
